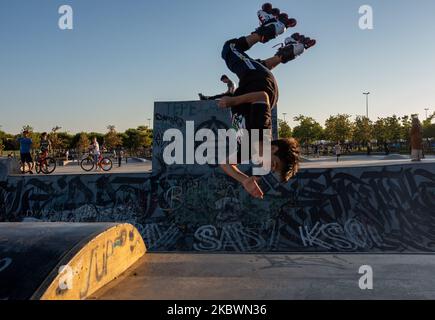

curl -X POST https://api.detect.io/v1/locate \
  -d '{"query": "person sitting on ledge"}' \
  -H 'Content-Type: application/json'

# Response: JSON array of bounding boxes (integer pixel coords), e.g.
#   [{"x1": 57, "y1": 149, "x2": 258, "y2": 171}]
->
[{"x1": 198, "y1": 74, "x2": 236, "y2": 101}]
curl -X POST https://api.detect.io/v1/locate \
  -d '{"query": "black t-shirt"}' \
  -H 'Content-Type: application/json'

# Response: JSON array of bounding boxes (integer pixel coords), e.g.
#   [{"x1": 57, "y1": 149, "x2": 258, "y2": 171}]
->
[{"x1": 231, "y1": 69, "x2": 277, "y2": 131}]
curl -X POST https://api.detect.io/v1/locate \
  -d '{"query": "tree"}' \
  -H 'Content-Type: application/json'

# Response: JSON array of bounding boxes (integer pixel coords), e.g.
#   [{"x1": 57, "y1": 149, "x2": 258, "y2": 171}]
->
[
  {"x1": 278, "y1": 119, "x2": 292, "y2": 138},
  {"x1": 122, "y1": 127, "x2": 151, "y2": 155},
  {"x1": 49, "y1": 126, "x2": 65, "y2": 152},
  {"x1": 76, "y1": 132, "x2": 90, "y2": 154},
  {"x1": 423, "y1": 112, "x2": 435, "y2": 139},
  {"x1": 352, "y1": 116, "x2": 373, "y2": 145},
  {"x1": 373, "y1": 118, "x2": 387, "y2": 143},
  {"x1": 58, "y1": 132, "x2": 74, "y2": 149},
  {"x1": 384, "y1": 116, "x2": 402, "y2": 142},
  {"x1": 324, "y1": 114, "x2": 353, "y2": 143},
  {"x1": 292, "y1": 115, "x2": 324, "y2": 145},
  {"x1": 104, "y1": 125, "x2": 122, "y2": 150},
  {"x1": 400, "y1": 115, "x2": 413, "y2": 142}
]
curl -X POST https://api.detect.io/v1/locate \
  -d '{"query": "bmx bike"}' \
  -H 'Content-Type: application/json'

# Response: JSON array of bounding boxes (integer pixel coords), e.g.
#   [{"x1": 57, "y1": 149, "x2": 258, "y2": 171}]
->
[
  {"x1": 35, "y1": 151, "x2": 57, "y2": 174},
  {"x1": 80, "y1": 153, "x2": 113, "y2": 172}
]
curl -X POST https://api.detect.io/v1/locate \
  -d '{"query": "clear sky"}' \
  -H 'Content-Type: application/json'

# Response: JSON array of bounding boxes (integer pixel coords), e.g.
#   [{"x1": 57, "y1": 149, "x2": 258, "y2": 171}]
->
[{"x1": 1, "y1": 0, "x2": 435, "y2": 134}]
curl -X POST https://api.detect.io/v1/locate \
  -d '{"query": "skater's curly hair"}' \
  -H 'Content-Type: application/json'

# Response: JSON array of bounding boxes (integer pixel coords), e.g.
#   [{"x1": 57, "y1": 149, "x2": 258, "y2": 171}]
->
[{"x1": 271, "y1": 138, "x2": 301, "y2": 182}]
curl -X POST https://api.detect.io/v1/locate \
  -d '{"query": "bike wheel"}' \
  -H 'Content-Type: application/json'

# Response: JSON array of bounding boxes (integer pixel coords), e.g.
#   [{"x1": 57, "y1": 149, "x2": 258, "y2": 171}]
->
[
  {"x1": 100, "y1": 158, "x2": 113, "y2": 171},
  {"x1": 80, "y1": 158, "x2": 95, "y2": 172},
  {"x1": 42, "y1": 157, "x2": 57, "y2": 174}
]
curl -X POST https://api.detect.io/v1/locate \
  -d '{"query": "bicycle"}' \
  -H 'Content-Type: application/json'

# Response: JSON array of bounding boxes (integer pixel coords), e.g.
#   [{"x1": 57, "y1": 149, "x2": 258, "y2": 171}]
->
[
  {"x1": 80, "y1": 153, "x2": 113, "y2": 172},
  {"x1": 35, "y1": 151, "x2": 57, "y2": 174}
]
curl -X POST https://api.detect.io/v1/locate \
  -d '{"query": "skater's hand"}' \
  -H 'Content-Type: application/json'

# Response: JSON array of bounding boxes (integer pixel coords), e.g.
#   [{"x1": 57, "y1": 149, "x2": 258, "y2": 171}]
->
[
  {"x1": 242, "y1": 176, "x2": 264, "y2": 199},
  {"x1": 218, "y1": 96, "x2": 233, "y2": 109}
]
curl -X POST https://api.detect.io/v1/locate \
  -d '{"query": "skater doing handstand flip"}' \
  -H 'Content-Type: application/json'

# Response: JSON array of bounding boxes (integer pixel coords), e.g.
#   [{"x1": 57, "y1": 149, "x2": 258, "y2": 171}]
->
[{"x1": 218, "y1": 3, "x2": 316, "y2": 199}]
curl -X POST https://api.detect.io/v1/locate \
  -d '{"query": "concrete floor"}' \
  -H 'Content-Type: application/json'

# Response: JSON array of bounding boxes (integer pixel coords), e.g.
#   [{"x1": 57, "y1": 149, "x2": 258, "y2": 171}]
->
[
  {"x1": 91, "y1": 253, "x2": 435, "y2": 300},
  {"x1": 10, "y1": 159, "x2": 152, "y2": 176},
  {"x1": 9, "y1": 155, "x2": 435, "y2": 176}
]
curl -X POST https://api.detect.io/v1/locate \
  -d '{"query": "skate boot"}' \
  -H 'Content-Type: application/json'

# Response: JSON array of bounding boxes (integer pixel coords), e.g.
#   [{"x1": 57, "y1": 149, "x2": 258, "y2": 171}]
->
[
  {"x1": 288, "y1": 33, "x2": 316, "y2": 49},
  {"x1": 254, "y1": 11, "x2": 297, "y2": 43},
  {"x1": 258, "y1": 3, "x2": 281, "y2": 25},
  {"x1": 275, "y1": 33, "x2": 316, "y2": 63}
]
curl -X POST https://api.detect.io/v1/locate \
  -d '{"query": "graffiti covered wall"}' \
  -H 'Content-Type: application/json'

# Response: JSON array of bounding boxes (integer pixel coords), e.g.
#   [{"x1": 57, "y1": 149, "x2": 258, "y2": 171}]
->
[{"x1": 1, "y1": 102, "x2": 435, "y2": 253}]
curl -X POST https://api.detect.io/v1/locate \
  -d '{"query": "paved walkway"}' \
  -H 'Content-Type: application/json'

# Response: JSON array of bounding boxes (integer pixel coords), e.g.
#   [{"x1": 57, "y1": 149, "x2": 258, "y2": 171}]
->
[{"x1": 8, "y1": 155, "x2": 435, "y2": 176}]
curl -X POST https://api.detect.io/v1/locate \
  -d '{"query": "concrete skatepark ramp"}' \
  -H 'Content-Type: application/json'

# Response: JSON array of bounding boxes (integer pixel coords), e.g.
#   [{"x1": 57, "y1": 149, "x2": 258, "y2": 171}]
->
[
  {"x1": 0, "y1": 222, "x2": 145, "y2": 300},
  {"x1": 0, "y1": 101, "x2": 435, "y2": 254},
  {"x1": 1, "y1": 101, "x2": 435, "y2": 300}
]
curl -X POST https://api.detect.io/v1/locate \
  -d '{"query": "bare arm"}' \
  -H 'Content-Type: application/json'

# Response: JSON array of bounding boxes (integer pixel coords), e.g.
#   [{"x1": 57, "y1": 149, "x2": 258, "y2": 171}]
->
[
  {"x1": 220, "y1": 164, "x2": 264, "y2": 199},
  {"x1": 218, "y1": 91, "x2": 269, "y2": 109}
]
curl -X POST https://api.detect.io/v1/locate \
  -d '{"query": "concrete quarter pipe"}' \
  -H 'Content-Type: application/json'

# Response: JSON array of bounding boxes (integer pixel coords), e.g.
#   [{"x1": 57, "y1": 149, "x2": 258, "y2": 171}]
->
[{"x1": 0, "y1": 222, "x2": 145, "y2": 300}]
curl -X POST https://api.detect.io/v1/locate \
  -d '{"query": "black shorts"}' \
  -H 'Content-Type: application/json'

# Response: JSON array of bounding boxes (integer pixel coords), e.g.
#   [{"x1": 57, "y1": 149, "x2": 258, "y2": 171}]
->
[
  {"x1": 20, "y1": 152, "x2": 33, "y2": 164},
  {"x1": 231, "y1": 70, "x2": 278, "y2": 131}
]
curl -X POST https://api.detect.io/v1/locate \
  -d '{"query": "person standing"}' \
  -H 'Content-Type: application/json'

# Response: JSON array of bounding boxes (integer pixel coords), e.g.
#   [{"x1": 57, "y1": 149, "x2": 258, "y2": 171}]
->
[
  {"x1": 334, "y1": 142, "x2": 342, "y2": 162},
  {"x1": 18, "y1": 130, "x2": 33, "y2": 174},
  {"x1": 118, "y1": 149, "x2": 124, "y2": 167},
  {"x1": 39, "y1": 132, "x2": 51, "y2": 159},
  {"x1": 410, "y1": 116, "x2": 423, "y2": 161},
  {"x1": 384, "y1": 141, "x2": 390, "y2": 156},
  {"x1": 367, "y1": 141, "x2": 372, "y2": 156}
]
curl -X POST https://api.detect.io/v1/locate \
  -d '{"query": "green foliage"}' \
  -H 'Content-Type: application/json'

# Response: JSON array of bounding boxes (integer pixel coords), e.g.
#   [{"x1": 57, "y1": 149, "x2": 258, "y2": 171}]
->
[
  {"x1": 123, "y1": 126, "x2": 152, "y2": 155},
  {"x1": 278, "y1": 119, "x2": 292, "y2": 138},
  {"x1": 292, "y1": 115, "x2": 323, "y2": 144},
  {"x1": 423, "y1": 112, "x2": 435, "y2": 139},
  {"x1": 324, "y1": 114, "x2": 353, "y2": 143},
  {"x1": 104, "y1": 125, "x2": 122, "y2": 150},
  {"x1": 352, "y1": 116, "x2": 373, "y2": 144},
  {"x1": 76, "y1": 132, "x2": 90, "y2": 153}
]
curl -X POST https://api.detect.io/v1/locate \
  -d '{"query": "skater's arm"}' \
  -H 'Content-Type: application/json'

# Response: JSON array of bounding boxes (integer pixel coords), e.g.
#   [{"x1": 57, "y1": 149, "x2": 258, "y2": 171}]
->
[
  {"x1": 220, "y1": 164, "x2": 264, "y2": 199},
  {"x1": 218, "y1": 91, "x2": 269, "y2": 109}
]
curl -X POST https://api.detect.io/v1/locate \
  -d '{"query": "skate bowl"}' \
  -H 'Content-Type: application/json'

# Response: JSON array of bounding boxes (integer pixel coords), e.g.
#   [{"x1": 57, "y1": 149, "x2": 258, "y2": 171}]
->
[
  {"x1": 1, "y1": 101, "x2": 435, "y2": 254},
  {"x1": 0, "y1": 222, "x2": 146, "y2": 300}
]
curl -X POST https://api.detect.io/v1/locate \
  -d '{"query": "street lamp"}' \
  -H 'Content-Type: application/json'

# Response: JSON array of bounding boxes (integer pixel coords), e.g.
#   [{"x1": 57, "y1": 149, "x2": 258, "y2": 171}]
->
[
  {"x1": 424, "y1": 108, "x2": 430, "y2": 120},
  {"x1": 363, "y1": 92, "x2": 370, "y2": 118},
  {"x1": 147, "y1": 118, "x2": 151, "y2": 128},
  {"x1": 282, "y1": 113, "x2": 287, "y2": 122}
]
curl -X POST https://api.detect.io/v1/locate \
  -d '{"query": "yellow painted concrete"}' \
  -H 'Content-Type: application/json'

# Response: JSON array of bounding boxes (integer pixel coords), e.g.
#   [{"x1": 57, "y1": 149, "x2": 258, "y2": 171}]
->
[{"x1": 40, "y1": 223, "x2": 146, "y2": 300}]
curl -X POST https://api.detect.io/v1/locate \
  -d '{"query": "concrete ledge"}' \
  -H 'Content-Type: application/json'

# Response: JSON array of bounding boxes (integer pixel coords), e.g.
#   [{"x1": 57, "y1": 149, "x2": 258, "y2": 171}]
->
[{"x1": 0, "y1": 222, "x2": 146, "y2": 300}]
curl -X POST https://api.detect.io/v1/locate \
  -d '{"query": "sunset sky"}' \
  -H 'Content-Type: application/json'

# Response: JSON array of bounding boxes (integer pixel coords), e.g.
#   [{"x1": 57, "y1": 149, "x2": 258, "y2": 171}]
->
[{"x1": 1, "y1": 0, "x2": 434, "y2": 133}]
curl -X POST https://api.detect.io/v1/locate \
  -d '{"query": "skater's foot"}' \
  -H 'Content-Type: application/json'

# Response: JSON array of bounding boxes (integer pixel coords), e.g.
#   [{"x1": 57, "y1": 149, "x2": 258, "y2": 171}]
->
[
  {"x1": 288, "y1": 33, "x2": 316, "y2": 49},
  {"x1": 258, "y1": 3, "x2": 281, "y2": 25},
  {"x1": 275, "y1": 33, "x2": 316, "y2": 63},
  {"x1": 254, "y1": 12, "x2": 296, "y2": 43}
]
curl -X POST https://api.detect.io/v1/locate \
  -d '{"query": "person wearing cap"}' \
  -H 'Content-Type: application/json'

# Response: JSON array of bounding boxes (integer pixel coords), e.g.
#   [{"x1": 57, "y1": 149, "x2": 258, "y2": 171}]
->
[{"x1": 18, "y1": 130, "x2": 34, "y2": 174}]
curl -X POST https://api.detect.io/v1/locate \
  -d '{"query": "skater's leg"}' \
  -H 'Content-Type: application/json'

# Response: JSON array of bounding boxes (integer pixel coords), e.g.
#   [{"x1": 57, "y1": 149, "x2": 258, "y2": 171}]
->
[
  {"x1": 253, "y1": 33, "x2": 316, "y2": 72},
  {"x1": 262, "y1": 56, "x2": 282, "y2": 70},
  {"x1": 221, "y1": 35, "x2": 268, "y2": 79}
]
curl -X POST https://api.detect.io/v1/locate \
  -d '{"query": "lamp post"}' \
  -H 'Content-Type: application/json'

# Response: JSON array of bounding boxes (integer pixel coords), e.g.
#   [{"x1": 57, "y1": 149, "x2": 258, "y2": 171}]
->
[
  {"x1": 147, "y1": 118, "x2": 151, "y2": 128},
  {"x1": 424, "y1": 108, "x2": 430, "y2": 120},
  {"x1": 282, "y1": 113, "x2": 287, "y2": 123},
  {"x1": 363, "y1": 92, "x2": 370, "y2": 118}
]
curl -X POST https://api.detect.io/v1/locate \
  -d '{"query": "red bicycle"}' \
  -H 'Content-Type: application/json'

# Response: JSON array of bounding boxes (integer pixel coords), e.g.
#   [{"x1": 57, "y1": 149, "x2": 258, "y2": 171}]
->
[
  {"x1": 35, "y1": 151, "x2": 57, "y2": 174},
  {"x1": 80, "y1": 152, "x2": 113, "y2": 172}
]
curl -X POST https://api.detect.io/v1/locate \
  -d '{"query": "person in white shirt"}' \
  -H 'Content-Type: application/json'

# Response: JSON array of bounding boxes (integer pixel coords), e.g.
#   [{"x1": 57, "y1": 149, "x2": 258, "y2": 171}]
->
[{"x1": 89, "y1": 137, "x2": 100, "y2": 171}]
